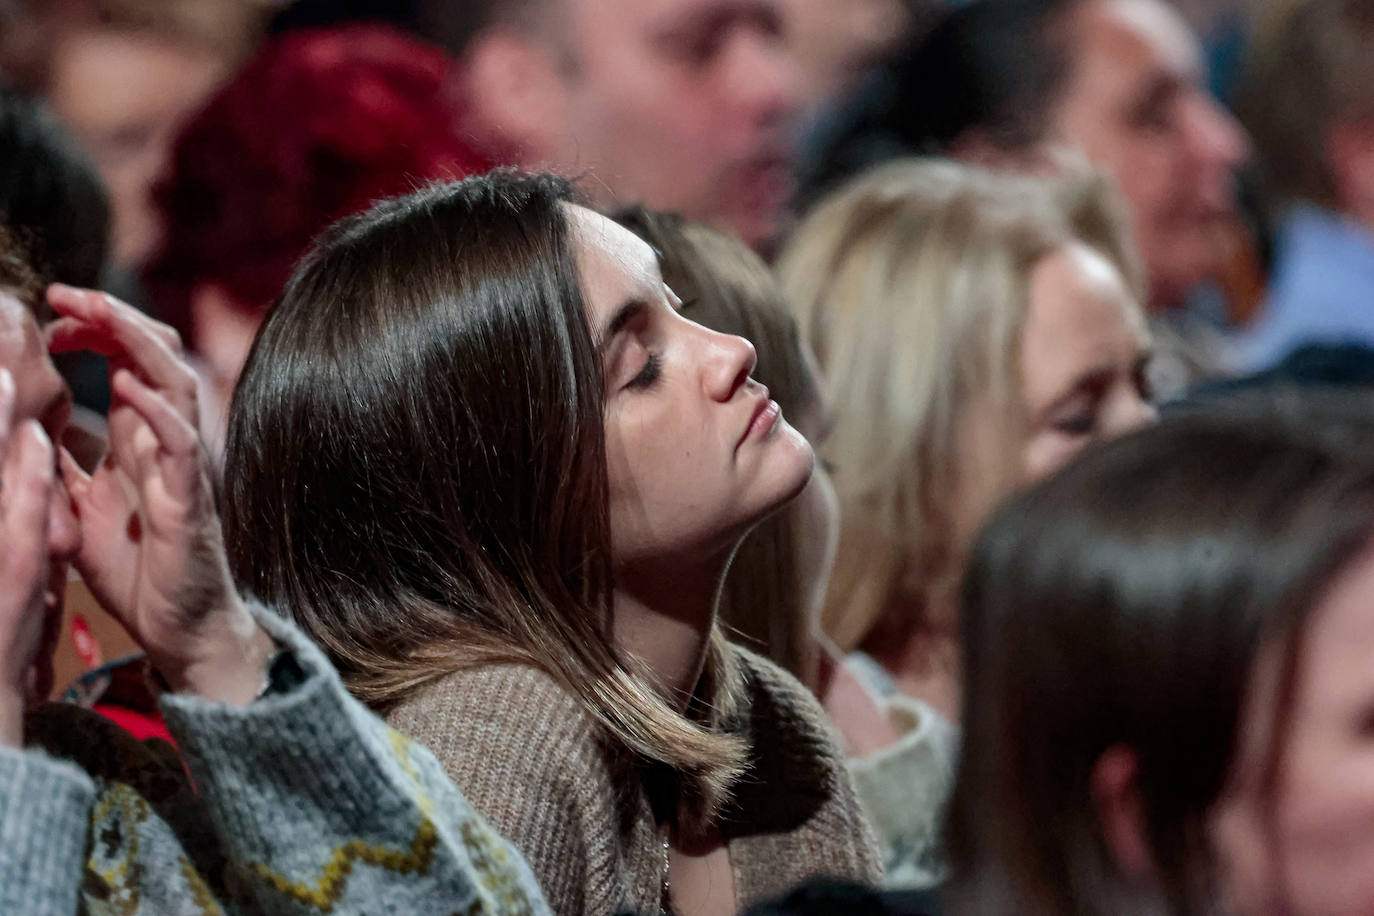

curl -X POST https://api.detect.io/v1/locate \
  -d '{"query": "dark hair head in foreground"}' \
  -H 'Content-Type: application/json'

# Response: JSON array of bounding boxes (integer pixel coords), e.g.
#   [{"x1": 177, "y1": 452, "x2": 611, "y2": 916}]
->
[{"x1": 949, "y1": 392, "x2": 1374, "y2": 914}]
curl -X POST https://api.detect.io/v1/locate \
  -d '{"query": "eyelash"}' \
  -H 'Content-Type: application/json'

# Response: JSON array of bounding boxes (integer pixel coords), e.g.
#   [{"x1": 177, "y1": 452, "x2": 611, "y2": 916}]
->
[{"x1": 628, "y1": 352, "x2": 663, "y2": 390}]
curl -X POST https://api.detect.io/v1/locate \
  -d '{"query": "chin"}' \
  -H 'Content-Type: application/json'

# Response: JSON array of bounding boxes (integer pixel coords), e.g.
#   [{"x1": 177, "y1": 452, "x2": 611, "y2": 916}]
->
[{"x1": 757, "y1": 422, "x2": 816, "y2": 510}]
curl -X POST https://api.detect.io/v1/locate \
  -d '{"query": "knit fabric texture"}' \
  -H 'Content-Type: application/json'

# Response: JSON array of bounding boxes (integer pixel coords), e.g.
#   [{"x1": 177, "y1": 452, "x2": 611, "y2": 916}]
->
[
  {"x1": 0, "y1": 603, "x2": 550, "y2": 915},
  {"x1": 387, "y1": 646, "x2": 883, "y2": 915}
]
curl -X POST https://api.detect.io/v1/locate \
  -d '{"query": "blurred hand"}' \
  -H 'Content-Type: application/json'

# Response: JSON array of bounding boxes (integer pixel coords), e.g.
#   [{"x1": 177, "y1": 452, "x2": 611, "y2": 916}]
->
[
  {"x1": 0, "y1": 369, "x2": 56, "y2": 746},
  {"x1": 46, "y1": 286, "x2": 271, "y2": 704}
]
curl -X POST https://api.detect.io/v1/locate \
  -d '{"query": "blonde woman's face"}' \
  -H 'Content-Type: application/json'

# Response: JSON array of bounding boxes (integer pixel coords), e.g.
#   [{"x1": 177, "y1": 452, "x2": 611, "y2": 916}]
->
[{"x1": 1019, "y1": 242, "x2": 1156, "y2": 483}]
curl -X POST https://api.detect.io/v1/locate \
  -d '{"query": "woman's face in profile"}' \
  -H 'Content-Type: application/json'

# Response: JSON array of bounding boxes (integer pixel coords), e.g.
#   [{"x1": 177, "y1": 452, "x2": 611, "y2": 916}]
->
[
  {"x1": 1018, "y1": 241, "x2": 1156, "y2": 483},
  {"x1": 1211, "y1": 544, "x2": 1374, "y2": 916},
  {"x1": 952, "y1": 241, "x2": 1154, "y2": 551},
  {"x1": 566, "y1": 205, "x2": 815, "y2": 570}
]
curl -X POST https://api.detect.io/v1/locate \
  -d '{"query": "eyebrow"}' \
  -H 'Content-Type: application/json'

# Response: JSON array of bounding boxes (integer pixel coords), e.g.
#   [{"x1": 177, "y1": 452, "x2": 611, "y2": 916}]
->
[{"x1": 598, "y1": 300, "x2": 649, "y2": 351}]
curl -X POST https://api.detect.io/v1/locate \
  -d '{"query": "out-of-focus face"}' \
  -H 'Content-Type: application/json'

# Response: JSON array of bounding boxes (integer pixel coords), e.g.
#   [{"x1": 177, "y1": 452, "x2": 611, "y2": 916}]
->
[
  {"x1": 0, "y1": 293, "x2": 79, "y2": 701},
  {"x1": 569, "y1": 204, "x2": 814, "y2": 569},
  {"x1": 950, "y1": 242, "x2": 1154, "y2": 553},
  {"x1": 1212, "y1": 542, "x2": 1374, "y2": 916},
  {"x1": 547, "y1": 0, "x2": 801, "y2": 250},
  {"x1": 47, "y1": 29, "x2": 230, "y2": 269},
  {"x1": 1019, "y1": 242, "x2": 1156, "y2": 482},
  {"x1": 1051, "y1": 0, "x2": 1247, "y2": 308},
  {"x1": 775, "y1": 0, "x2": 911, "y2": 107}
]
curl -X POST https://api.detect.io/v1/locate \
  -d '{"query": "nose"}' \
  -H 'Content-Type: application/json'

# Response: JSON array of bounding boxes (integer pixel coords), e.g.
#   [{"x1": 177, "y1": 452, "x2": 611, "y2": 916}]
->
[
  {"x1": 699, "y1": 324, "x2": 758, "y2": 402},
  {"x1": 729, "y1": 26, "x2": 800, "y2": 129},
  {"x1": 1187, "y1": 93, "x2": 1249, "y2": 171},
  {"x1": 1107, "y1": 391, "x2": 1159, "y2": 439}
]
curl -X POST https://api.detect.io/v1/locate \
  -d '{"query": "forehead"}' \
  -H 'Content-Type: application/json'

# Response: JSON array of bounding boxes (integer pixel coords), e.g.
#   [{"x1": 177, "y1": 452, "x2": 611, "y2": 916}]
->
[
  {"x1": 1071, "y1": 0, "x2": 1201, "y2": 86},
  {"x1": 1020, "y1": 244, "x2": 1147, "y2": 388},
  {"x1": 562, "y1": 0, "x2": 765, "y2": 37},
  {"x1": 565, "y1": 204, "x2": 664, "y2": 325},
  {"x1": 0, "y1": 292, "x2": 62, "y2": 423}
]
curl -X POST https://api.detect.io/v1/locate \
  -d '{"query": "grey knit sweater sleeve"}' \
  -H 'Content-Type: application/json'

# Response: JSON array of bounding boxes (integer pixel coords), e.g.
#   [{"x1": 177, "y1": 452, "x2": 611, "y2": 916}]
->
[
  {"x1": 155, "y1": 602, "x2": 550, "y2": 915},
  {"x1": 0, "y1": 746, "x2": 94, "y2": 915}
]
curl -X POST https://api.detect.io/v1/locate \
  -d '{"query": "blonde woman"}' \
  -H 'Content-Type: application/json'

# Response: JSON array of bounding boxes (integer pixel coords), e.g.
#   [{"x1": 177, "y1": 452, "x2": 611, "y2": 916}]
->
[{"x1": 777, "y1": 157, "x2": 1156, "y2": 884}]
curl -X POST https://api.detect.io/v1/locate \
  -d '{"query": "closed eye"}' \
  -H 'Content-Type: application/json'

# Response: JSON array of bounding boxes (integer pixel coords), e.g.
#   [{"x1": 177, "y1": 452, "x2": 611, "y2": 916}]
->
[{"x1": 627, "y1": 352, "x2": 663, "y2": 390}]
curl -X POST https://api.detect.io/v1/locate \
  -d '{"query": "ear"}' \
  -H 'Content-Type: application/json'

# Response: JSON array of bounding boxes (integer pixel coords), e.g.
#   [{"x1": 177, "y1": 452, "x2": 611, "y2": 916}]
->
[
  {"x1": 1326, "y1": 118, "x2": 1374, "y2": 227},
  {"x1": 461, "y1": 28, "x2": 570, "y2": 166},
  {"x1": 1090, "y1": 743, "x2": 1156, "y2": 879}
]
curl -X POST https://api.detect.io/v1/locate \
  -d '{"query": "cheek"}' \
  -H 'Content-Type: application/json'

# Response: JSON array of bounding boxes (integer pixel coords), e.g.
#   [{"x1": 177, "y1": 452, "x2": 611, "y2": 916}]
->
[
  {"x1": 1020, "y1": 430, "x2": 1088, "y2": 486},
  {"x1": 1269, "y1": 741, "x2": 1374, "y2": 915}
]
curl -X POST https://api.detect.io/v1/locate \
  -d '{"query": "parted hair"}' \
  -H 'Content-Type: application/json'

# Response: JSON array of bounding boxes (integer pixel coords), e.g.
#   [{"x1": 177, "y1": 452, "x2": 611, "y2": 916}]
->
[
  {"x1": 223, "y1": 172, "x2": 747, "y2": 824},
  {"x1": 778, "y1": 157, "x2": 1141, "y2": 653}
]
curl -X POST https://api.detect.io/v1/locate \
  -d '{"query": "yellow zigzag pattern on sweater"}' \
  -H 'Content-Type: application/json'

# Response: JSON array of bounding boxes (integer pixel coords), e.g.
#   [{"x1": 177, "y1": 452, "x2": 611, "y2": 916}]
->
[
  {"x1": 248, "y1": 730, "x2": 441, "y2": 911},
  {"x1": 249, "y1": 817, "x2": 441, "y2": 910}
]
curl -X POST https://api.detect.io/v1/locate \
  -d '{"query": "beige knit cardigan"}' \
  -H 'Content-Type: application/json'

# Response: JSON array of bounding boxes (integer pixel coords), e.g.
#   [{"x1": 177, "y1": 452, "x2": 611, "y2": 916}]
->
[{"x1": 386, "y1": 646, "x2": 883, "y2": 915}]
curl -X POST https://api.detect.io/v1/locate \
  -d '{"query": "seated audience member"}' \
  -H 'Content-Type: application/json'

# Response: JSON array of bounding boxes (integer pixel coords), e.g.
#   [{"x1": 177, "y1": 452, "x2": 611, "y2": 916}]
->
[
  {"x1": 0, "y1": 85, "x2": 112, "y2": 414},
  {"x1": 145, "y1": 24, "x2": 492, "y2": 457},
  {"x1": 0, "y1": 230, "x2": 547, "y2": 913},
  {"x1": 416, "y1": 0, "x2": 800, "y2": 252},
  {"x1": 776, "y1": 0, "x2": 926, "y2": 112},
  {"x1": 223, "y1": 172, "x2": 882, "y2": 915},
  {"x1": 2, "y1": 0, "x2": 268, "y2": 278},
  {"x1": 803, "y1": 0, "x2": 1249, "y2": 388},
  {"x1": 777, "y1": 157, "x2": 1154, "y2": 849},
  {"x1": 1233, "y1": 0, "x2": 1374, "y2": 371},
  {"x1": 616, "y1": 207, "x2": 948, "y2": 889},
  {"x1": 947, "y1": 396, "x2": 1374, "y2": 915}
]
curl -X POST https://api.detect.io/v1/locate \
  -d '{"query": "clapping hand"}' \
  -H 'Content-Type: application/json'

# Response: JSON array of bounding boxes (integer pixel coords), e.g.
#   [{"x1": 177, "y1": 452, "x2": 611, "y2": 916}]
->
[{"x1": 46, "y1": 286, "x2": 272, "y2": 704}]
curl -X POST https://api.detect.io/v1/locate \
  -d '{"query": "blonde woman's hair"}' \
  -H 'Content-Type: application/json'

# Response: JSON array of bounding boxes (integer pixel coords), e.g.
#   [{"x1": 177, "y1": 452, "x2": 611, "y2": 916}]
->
[{"x1": 777, "y1": 157, "x2": 1141, "y2": 652}]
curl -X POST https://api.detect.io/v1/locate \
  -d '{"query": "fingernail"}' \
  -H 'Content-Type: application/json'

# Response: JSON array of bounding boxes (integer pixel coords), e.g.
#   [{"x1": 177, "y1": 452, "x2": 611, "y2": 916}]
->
[{"x1": 0, "y1": 367, "x2": 12, "y2": 394}]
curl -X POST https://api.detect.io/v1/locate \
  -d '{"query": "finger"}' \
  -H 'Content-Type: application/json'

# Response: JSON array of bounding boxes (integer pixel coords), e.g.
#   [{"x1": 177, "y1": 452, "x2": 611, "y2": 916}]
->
[
  {"x1": 46, "y1": 285, "x2": 182, "y2": 354},
  {"x1": 58, "y1": 447, "x2": 92, "y2": 507},
  {"x1": 110, "y1": 369, "x2": 202, "y2": 501},
  {"x1": 1, "y1": 423, "x2": 53, "y2": 569},
  {"x1": 0, "y1": 368, "x2": 14, "y2": 463},
  {"x1": 45, "y1": 287, "x2": 197, "y2": 424}
]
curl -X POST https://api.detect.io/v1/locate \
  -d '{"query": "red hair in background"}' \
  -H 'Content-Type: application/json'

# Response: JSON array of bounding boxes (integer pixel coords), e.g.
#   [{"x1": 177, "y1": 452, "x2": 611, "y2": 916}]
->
[{"x1": 145, "y1": 24, "x2": 494, "y2": 336}]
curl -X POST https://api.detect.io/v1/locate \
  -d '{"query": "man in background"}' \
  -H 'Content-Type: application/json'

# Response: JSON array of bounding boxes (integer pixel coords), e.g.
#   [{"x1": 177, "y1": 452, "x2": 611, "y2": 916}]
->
[{"x1": 422, "y1": 0, "x2": 801, "y2": 251}]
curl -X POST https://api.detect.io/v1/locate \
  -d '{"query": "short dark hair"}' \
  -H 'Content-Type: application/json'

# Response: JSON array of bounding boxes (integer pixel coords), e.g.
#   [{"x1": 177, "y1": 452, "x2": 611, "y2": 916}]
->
[
  {"x1": 224, "y1": 172, "x2": 747, "y2": 823},
  {"x1": 0, "y1": 85, "x2": 109, "y2": 289},
  {"x1": 0, "y1": 221, "x2": 44, "y2": 316},
  {"x1": 417, "y1": 0, "x2": 543, "y2": 57},
  {"x1": 947, "y1": 395, "x2": 1374, "y2": 914},
  {"x1": 800, "y1": 0, "x2": 1083, "y2": 206}
]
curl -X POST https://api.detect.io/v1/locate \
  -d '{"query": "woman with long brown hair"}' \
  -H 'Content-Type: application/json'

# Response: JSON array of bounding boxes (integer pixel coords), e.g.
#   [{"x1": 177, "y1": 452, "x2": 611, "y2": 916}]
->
[{"x1": 222, "y1": 171, "x2": 880, "y2": 916}]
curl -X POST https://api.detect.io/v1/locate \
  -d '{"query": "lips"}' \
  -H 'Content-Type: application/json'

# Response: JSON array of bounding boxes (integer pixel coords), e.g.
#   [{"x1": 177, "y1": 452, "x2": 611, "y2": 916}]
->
[{"x1": 739, "y1": 389, "x2": 782, "y2": 450}]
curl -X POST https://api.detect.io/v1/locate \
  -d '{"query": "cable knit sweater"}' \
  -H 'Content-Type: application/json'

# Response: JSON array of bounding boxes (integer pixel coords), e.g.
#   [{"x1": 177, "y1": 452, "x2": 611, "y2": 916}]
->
[
  {"x1": 386, "y1": 646, "x2": 883, "y2": 915},
  {"x1": 0, "y1": 604, "x2": 549, "y2": 916}
]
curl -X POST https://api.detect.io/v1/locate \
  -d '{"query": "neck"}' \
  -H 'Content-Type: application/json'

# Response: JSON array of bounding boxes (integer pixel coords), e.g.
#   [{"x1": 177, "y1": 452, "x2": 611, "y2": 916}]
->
[{"x1": 612, "y1": 554, "x2": 728, "y2": 711}]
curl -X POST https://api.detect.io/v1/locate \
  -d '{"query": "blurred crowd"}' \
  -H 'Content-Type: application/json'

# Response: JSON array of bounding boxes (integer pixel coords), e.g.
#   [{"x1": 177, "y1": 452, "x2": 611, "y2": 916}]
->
[{"x1": 4, "y1": 0, "x2": 1374, "y2": 914}]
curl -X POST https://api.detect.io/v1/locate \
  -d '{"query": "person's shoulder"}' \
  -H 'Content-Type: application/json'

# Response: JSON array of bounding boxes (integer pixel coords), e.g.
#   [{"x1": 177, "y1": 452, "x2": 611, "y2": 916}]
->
[{"x1": 385, "y1": 662, "x2": 607, "y2": 787}]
